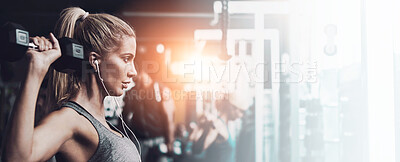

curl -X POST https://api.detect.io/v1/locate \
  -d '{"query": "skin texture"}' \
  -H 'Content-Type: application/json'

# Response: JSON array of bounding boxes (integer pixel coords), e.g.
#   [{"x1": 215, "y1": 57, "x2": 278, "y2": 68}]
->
[
  {"x1": 93, "y1": 36, "x2": 137, "y2": 96},
  {"x1": 4, "y1": 35, "x2": 137, "y2": 162}
]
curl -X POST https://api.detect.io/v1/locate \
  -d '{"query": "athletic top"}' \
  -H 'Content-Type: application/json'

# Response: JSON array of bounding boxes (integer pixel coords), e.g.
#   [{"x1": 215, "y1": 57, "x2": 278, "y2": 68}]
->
[{"x1": 61, "y1": 101, "x2": 141, "y2": 162}]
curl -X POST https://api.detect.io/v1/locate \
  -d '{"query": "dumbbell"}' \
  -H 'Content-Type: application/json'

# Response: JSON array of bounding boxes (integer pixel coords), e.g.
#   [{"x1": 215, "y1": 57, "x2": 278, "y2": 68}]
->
[{"x1": 0, "y1": 22, "x2": 85, "y2": 74}]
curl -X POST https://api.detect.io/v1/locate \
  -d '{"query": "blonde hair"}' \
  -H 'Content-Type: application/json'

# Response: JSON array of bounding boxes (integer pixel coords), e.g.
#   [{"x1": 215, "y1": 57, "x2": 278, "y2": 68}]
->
[{"x1": 44, "y1": 7, "x2": 135, "y2": 113}]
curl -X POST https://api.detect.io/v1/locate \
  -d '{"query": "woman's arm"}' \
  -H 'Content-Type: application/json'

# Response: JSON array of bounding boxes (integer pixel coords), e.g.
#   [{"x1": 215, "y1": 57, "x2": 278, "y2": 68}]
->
[{"x1": 4, "y1": 34, "x2": 73, "y2": 161}]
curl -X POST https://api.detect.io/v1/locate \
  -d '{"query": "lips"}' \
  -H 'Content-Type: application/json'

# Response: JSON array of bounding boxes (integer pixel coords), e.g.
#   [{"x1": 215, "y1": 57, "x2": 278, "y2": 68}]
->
[{"x1": 122, "y1": 81, "x2": 131, "y2": 89}]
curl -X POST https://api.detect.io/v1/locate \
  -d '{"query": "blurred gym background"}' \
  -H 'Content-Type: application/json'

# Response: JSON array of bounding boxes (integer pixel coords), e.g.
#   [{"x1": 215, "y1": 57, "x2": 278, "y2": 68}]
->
[{"x1": 1, "y1": 0, "x2": 400, "y2": 162}]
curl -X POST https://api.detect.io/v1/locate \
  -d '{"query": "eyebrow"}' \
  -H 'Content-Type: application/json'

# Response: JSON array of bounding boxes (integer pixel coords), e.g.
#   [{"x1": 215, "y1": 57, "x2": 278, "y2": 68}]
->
[{"x1": 120, "y1": 53, "x2": 135, "y2": 58}]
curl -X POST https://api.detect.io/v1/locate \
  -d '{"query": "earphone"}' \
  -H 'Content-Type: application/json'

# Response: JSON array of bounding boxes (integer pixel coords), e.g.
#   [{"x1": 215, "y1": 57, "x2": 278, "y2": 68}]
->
[
  {"x1": 93, "y1": 59, "x2": 142, "y2": 157},
  {"x1": 94, "y1": 60, "x2": 103, "y2": 81},
  {"x1": 94, "y1": 60, "x2": 99, "y2": 70}
]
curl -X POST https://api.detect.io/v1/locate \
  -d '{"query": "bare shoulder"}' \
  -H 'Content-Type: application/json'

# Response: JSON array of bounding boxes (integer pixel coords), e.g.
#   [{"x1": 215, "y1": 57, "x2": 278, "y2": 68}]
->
[
  {"x1": 32, "y1": 107, "x2": 96, "y2": 161},
  {"x1": 38, "y1": 107, "x2": 82, "y2": 132},
  {"x1": 46, "y1": 107, "x2": 80, "y2": 121},
  {"x1": 53, "y1": 107, "x2": 98, "y2": 137}
]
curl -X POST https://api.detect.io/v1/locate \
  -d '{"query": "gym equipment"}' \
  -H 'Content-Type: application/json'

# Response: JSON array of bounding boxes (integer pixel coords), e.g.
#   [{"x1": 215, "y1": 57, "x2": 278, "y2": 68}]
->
[
  {"x1": 0, "y1": 22, "x2": 85, "y2": 73},
  {"x1": 52, "y1": 37, "x2": 85, "y2": 73},
  {"x1": 0, "y1": 22, "x2": 29, "y2": 62}
]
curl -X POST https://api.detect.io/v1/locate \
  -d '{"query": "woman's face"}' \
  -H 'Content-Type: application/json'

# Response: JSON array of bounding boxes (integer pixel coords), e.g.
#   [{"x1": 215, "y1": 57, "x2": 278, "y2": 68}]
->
[{"x1": 99, "y1": 36, "x2": 137, "y2": 96}]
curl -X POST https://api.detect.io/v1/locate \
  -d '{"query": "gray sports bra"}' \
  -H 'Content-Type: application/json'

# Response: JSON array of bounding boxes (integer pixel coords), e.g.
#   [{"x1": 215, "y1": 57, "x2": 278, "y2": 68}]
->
[{"x1": 61, "y1": 101, "x2": 141, "y2": 162}]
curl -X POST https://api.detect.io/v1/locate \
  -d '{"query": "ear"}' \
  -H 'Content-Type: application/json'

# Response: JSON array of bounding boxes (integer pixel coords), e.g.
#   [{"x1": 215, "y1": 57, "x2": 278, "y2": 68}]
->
[{"x1": 89, "y1": 52, "x2": 101, "y2": 72}]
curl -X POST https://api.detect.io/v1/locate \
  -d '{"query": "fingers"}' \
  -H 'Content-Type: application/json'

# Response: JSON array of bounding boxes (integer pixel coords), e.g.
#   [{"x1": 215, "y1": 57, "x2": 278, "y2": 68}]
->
[
  {"x1": 42, "y1": 36, "x2": 53, "y2": 50},
  {"x1": 30, "y1": 37, "x2": 39, "y2": 50},
  {"x1": 34, "y1": 36, "x2": 44, "y2": 51},
  {"x1": 49, "y1": 33, "x2": 60, "y2": 50},
  {"x1": 30, "y1": 35, "x2": 56, "y2": 51}
]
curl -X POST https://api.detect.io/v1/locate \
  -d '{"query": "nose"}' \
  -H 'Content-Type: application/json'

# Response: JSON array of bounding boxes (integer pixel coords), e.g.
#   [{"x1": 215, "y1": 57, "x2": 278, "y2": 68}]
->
[{"x1": 127, "y1": 63, "x2": 137, "y2": 78}]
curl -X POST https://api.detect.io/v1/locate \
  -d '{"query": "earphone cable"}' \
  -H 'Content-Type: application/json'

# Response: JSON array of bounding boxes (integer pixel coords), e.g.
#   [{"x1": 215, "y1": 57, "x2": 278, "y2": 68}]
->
[{"x1": 95, "y1": 62, "x2": 142, "y2": 157}]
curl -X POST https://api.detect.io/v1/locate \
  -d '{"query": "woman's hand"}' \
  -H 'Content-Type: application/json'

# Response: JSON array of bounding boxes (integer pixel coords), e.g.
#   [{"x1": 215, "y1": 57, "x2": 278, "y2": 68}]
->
[{"x1": 26, "y1": 33, "x2": 61, "y2": 77}]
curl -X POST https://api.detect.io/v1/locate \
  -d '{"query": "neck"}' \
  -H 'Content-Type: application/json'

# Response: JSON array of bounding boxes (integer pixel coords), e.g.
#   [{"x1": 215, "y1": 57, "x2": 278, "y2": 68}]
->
[{"x1": 71, "y1": 74, "x2": 106, "y2": 120}]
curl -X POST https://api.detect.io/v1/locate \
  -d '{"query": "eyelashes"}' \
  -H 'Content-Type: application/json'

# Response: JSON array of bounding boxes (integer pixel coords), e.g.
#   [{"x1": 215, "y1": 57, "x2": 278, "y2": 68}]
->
[
  {"x1": 123, "y1": 56, "x2": 133, "y2": 63},
  {"x1": 121, "y1": 54, "x2": 135, "y2": 63}
]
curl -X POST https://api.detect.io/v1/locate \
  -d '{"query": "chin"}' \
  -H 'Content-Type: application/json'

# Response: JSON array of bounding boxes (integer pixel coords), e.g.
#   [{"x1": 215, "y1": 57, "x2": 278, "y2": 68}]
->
[
  {"x1": 109, "y1": 88, "x2": 124, "y2": 96},
  {"x1": 115, "y1": 90, "x2": 124, "y2": 96}
]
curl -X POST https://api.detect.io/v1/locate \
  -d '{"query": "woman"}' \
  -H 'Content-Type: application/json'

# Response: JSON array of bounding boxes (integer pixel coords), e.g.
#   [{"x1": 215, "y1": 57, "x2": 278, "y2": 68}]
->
[{"x1": 4, "y1": 7, "x2": 140, "y2": 161}]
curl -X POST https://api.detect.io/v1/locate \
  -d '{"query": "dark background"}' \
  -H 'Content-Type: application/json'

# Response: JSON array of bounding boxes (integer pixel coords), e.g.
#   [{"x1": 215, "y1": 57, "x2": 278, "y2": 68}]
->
[{"x1": 0, "y1": 0, "x2": 218, "y2": 43}]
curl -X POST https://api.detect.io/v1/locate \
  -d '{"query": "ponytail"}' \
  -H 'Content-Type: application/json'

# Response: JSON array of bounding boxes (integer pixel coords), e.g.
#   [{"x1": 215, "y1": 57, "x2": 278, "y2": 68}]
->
[
  {"x1": 44, "y1": 7, "x2": 86, "y2": 113},
  {"x1": 43, "y1": 7, "x2": 135, "y2": 116},
  {"x1": 54, "y1": 7, "x2": 86, "y2": 38}
]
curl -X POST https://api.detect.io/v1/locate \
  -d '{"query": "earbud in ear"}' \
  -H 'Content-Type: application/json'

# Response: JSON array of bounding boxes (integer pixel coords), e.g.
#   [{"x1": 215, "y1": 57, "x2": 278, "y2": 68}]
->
[
  {"x1": 93, "y1": 60, "x2": 99, "y2": 72},
  {"x1": 94, "y1": 59, "x2": 104, "y2": 81}
]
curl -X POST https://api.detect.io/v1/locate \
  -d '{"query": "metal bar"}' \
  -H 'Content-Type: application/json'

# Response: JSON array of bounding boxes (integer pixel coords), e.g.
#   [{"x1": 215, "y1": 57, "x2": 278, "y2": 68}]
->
[
  {"x1": 122, "y1": 12, "x2": 214, "y2": 18},
  {"x1": 214, "y1": 1, "x2": 290, "y2": 14}
]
